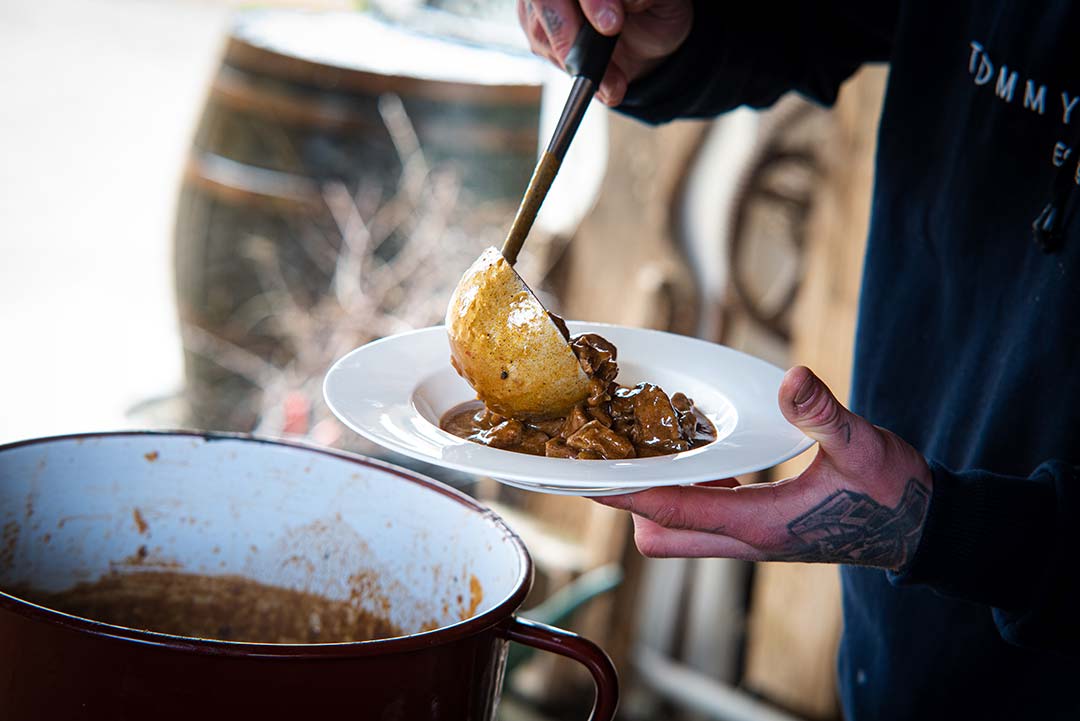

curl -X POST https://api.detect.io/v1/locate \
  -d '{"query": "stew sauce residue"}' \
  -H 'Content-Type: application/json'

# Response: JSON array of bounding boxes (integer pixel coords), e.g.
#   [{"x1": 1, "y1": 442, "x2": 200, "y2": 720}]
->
[
  {"x1": 441, "y1": 333, "x2": 717, "y2": 460},
  {"x1": 16, "y1": 571, "x2": 401, "y2": 643}
]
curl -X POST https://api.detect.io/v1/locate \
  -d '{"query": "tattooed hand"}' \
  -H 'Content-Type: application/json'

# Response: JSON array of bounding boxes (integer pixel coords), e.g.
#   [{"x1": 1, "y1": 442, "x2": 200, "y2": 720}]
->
[
  {"x1": 595, "y1": 366, "x2": 933, "y2": 571},
  {"x1": 516, "y1": 0, "x2": 692, "y2": 106}
]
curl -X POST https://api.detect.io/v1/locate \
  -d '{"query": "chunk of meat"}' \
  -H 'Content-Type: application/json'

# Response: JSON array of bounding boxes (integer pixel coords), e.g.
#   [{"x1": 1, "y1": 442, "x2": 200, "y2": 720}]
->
[
  {"x1": 588, "y1": 404, "x2": 613, "y2": 428},
  {"x1": 532, "y1": 418, "x2": 565, "y2": 436},
  {"x1": 472, "y1": 407, "x2": 506, "y2": 430},
  {"x1": 560, "y1": 404, "x2": 592, "y2": 439},
  {"x1": 471, "y1": 419, "x2": 523, "y2": 449},
  {"x1": 670, "y1": 392, "x2": 693, "y2": 413},
  {"x1": 585, "y1": 378, "x2": 611, "y2": 407},
  {"x1": 615, "y1": 383, "x2": 683, "y2": 447},
  {"x1": 566, "y1": 420, "x2": 636, "y2": 460},
  {"x1": 609, "y1": 390, "x2": 636, "y2": 422},
  {"x1": 635, "y1": 437, "x2": 691, "y2": 457},
  {"x1": 473, "y1": 419, "x2": 549, "y2": 455},
  {"x1": 693, "y1": 418, "x2": 719, "y2": 445},
  {"x1": 544, "y1": 438, "x2": 576, "y2": 458},
  {"x1": 670, "y1": 392, "x2": 697, "y2": 438},
  {"x1": 571, "y1": 334, "x2": 619, "y2": 384},
  {"x1": 517, "y1": 427, "x2": 551, "y2": 456}
]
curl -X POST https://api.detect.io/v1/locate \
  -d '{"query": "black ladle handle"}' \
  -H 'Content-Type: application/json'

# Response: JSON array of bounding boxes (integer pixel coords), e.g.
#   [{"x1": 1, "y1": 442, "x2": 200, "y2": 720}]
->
[
  {"x1": 544, "y1": 22, "x2": 619, "y2": 161},
  {"x1": 564, "y1": 21, "x2": 618, "y2": 85}
]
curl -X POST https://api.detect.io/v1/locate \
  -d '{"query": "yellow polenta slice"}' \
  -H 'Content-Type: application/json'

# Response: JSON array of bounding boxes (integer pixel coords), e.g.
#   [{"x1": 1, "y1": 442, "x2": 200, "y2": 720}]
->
[{"x1": 446, "y1": 247, "x2": 590, "y2": 420}]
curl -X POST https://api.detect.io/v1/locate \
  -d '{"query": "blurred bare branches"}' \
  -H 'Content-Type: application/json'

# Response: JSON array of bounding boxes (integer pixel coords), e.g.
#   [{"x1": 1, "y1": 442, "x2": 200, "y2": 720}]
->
[{"x1": 180, "y1": 93, "x2": 503, "y2": 447}]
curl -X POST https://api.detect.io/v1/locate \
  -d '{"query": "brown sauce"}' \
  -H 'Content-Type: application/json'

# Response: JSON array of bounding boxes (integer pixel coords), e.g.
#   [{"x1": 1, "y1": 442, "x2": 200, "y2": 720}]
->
[
  {"x1": 441, "y1": 332, "x2": 717, "y2": 460},
  {"x1": 15, "y1": 571, "x2": 402, "y2": 643}
]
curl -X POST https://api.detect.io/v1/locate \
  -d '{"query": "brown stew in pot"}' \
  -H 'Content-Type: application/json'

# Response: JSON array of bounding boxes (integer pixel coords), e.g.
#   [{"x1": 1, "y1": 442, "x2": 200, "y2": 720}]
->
[
  {"x1": 16, "y1": 571, "x2": 402, "y2": 643},
  {"x1": 441, "y1": 333, "x2": 717, "y2": 460}
]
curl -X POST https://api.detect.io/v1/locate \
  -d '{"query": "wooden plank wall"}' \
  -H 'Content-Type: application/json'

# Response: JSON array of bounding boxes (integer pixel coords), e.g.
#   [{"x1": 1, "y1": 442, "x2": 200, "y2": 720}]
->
[{"x1": 741, "y1": 66, "x2": 888, "y2": 720}]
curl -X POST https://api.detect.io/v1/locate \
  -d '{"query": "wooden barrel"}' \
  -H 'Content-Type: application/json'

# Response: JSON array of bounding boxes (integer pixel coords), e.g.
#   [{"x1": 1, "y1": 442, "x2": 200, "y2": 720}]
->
[{"x1": 175, "y1": 10, "x2": 543, "y2": 431}]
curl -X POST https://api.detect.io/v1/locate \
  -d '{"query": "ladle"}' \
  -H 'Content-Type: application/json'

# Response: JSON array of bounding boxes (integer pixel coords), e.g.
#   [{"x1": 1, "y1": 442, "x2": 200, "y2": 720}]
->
[{"x1": 444, "y1": 24, "x2": 618, "y2": 420}]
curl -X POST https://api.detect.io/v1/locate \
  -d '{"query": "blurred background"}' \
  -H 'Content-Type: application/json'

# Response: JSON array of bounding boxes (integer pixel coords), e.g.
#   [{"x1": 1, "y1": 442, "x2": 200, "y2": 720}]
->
[{"x1": 0, "y1": 0, "x2": 888, "y2": 718}]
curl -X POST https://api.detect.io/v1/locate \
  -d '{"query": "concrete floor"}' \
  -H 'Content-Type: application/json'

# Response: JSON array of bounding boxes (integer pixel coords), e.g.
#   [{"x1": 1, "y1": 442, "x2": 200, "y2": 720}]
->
[{"x1": 0, "y1": 0, "x2": 233, "y2": 442}]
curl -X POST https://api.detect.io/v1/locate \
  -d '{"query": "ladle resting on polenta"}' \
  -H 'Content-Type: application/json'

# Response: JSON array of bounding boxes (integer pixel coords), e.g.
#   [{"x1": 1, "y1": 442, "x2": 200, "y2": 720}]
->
[{"x1": 443, "y1": 247, "x2": 715, "y2": 460}]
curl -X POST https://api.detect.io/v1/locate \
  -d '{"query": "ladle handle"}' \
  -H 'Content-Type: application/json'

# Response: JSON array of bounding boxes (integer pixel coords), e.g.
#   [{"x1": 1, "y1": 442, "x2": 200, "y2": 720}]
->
[
  {"x1": 498, "y1": 616, "x2": 619, "y2": 721},
  {"x1": 544, "y1": 23, "x2": 619, "y2": 163},
  {"x1": 565, "y1": 22, "x2": 618, "y2": 86},
  {"x1": 500, "y1": 21, "x2": 619, "y2": 265}
]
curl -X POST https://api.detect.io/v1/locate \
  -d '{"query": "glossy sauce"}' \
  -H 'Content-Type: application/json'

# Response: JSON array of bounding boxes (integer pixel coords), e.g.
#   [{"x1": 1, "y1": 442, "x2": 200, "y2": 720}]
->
[{"x1": 441, "y1": 391, "x2": 717, "y2": 461}]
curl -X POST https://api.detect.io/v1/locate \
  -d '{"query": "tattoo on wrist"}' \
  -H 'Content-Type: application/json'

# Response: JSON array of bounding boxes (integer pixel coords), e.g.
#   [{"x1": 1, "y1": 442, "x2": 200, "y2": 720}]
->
[{"x1": 782, "y1": 478, "x2": 930, "y2": 569}]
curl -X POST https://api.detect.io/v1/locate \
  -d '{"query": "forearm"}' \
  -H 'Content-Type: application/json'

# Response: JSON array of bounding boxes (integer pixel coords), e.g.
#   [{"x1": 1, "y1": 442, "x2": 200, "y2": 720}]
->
[
  {"x1": 619, "y1": 1, "x2": 899, "y2": 124},
  {"x1": 890, "y1": 460, "x2": 1075, "y2": 652}
]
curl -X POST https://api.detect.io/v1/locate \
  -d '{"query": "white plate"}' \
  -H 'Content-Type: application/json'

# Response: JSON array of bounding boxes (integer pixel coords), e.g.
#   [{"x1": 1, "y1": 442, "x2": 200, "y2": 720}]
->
[{"x1": 324, "y1": 323, "x2": 814, "y2": 496}]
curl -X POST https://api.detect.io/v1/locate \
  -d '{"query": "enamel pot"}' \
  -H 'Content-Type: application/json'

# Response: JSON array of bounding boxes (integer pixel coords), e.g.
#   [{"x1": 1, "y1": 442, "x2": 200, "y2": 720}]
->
[{"x1": 0, "y1": 432, "x2": 617, "y2": 720}]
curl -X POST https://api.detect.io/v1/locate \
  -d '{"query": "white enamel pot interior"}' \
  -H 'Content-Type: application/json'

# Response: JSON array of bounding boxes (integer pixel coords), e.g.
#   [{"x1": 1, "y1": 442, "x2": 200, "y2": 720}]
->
[{"x1": 0, "y1": 432, "x2": 530, "y2": 640}]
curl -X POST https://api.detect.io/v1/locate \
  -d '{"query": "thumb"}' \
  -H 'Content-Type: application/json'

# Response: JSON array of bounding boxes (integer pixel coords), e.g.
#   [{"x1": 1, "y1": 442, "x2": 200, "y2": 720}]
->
[{"x1": 779, "y1": 366, "x2": 867, "y2": 457}]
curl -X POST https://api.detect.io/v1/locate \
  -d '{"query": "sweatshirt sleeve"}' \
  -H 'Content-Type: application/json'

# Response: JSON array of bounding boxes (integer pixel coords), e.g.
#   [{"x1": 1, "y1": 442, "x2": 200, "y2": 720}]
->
[
  {"x1": 889, "y1": 460, "x2": 1079, "y2": 653},
  {"x1": 618, "y1": 1, "x2": 900, "y2": 125}
]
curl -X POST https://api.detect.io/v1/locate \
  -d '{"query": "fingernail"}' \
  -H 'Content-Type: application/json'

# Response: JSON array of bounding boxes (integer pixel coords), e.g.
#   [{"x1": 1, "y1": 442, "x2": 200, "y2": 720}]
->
[
  {"x1": 596, "y1": 7, "x2": 618, "y2": 32},
  {"x1": 793, "y1": 376, "x2": 817, "y2": 407}
]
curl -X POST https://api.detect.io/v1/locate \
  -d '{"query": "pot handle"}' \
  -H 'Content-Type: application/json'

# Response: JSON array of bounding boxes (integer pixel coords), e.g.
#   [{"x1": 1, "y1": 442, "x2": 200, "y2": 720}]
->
[{"x1": 497, "y1": 616, "x2": 619, "y2": 721}]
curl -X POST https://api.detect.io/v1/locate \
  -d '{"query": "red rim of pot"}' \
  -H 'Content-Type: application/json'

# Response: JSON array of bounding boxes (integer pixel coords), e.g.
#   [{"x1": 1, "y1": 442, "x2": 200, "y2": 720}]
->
[{"x1": 0, "y1": 430, "x2": 534, "y2": 659}]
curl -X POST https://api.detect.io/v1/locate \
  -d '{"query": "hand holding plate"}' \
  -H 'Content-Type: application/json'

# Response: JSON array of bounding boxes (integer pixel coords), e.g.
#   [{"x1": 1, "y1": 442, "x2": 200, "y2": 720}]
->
[{"x1": 595, "y1": 367, "x2": 934, "y2": 571}]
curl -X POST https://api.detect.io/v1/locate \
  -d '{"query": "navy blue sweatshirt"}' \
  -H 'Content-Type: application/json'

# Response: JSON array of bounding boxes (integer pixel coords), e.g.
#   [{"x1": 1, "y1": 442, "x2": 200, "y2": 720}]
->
[{"x1": 619, "y1": 2, "x2": 1080, "y2": 718}]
